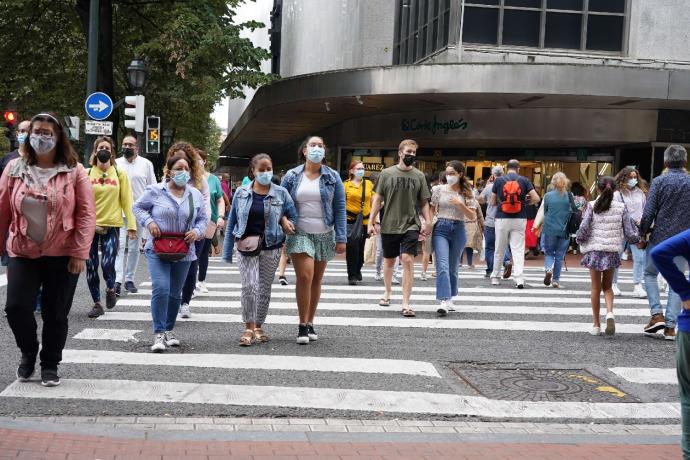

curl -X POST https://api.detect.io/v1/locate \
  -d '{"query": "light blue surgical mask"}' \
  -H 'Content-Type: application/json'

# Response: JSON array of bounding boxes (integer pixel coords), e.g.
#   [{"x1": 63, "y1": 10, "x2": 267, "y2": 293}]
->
[
  {"x1": 17, "y1": 132, "x2": 27, "y2": 146},
  {"x1": 172, "y1": 170, "x2": 190, "y2": 187},
  {"x1": 627, "y1": 178, "x2": 638, "y2": 188},
  {"x1": 354, "y1": 170, "x2": 365, "y2": 178},
  {"x1": 255, "y1": 171, "x2": 273, "y2": 186},
  {"x1": 307, "y1": 146, "x2": 325, "y2": 164}
]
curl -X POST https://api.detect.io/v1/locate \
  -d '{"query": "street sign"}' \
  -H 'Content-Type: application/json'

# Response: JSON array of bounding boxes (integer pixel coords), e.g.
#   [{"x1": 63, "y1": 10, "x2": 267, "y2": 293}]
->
[
  {"x1": 84, "y1": 92, "x2": 113, "y2": 121},
  {"x1": 64, "y1": 116, "x2": 80, "y2": 141},
  {"x1": 85, "y1": 120, "x2": 113, "y2": 136}
]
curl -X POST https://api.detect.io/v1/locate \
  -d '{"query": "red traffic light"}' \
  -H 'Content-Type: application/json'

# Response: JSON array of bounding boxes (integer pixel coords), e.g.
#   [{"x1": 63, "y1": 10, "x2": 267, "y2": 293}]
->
[{"x1": 4, "y1": 111, "x2": 17, "y2": 126}]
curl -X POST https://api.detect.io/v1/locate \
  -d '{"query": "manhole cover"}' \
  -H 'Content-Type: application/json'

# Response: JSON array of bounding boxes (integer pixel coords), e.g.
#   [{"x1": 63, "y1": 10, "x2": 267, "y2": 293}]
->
[{"x1": 451, "y1": 366, "x2": 637, "y2": 403}]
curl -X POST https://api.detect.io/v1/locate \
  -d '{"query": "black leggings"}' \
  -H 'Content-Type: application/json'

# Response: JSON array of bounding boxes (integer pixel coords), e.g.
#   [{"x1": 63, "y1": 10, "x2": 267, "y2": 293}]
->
[{"x1": 182, "y1": 238, "x2": 212, "y2": 304}]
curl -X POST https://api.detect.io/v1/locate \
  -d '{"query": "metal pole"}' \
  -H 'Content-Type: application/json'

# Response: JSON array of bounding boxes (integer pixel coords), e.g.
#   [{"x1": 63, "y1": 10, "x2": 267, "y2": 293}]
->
[{"x1": 84, "y1": 0, "x2": 100, "y2": 165}]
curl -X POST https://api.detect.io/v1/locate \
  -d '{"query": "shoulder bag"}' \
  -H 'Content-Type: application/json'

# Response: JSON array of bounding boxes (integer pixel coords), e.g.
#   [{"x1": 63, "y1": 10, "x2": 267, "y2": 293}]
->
[
  {"x1": 566, "y1": 192, "x2": 582, "y2": 235},
  {"x1": 236, "y1": 196, "x2": 270, "y2": 257},
  {"x1": 346, "y1": 180, "x2": 367, "y2": 242},
  {"x1": 153, "y1": 193, "x2": 195, "y2": 262}
]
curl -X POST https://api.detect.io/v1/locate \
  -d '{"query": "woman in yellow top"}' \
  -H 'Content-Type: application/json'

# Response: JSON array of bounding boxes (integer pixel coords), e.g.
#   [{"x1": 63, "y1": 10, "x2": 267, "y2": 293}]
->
[
  {"x1": 344, "y1": 159, "x2": 374, "y2": 285},
  {"x1": 86, "y1": 136, "x2": 136, "y2": 318}
]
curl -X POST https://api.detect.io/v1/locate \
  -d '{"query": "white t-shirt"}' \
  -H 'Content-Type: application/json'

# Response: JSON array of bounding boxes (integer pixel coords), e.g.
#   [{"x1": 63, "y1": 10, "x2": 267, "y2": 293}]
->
[
  {"x1": 22, "y1": 165, "x2": 58, "y2": 243},
  {"x1": 116, "y1": 155, "x2": 156, "y2": 201},
  {"x1": 296, "y1": 175, "x2": 331, "y2": 234}
]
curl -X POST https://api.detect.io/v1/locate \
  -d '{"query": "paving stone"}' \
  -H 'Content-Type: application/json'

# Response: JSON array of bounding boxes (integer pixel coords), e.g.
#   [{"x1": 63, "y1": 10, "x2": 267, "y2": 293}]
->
[
  {"x1": 346, "y1": 426, "x2": 385, "y2": 433},
  {"x1": 272, "y1": 425, "x2": 311, "y2": 432},
  {"x1": 325, "y1": 419, "x2": 363, "y2": 426},
  {"x1": 419, "y1": 426, "x2": 457, "y2": 434},
  {"x1": 235, "y1": 425, "x2": 272, "y2": 431},
  {"x1": 213, "y1": 418, "x2": 252, "y2": 424},
  {"x1": 114, "y1": 424, "x2": 155, "y2": 430},
  {"x1": 251, "y1": 418, "x2": 290, "y2": 425},
  {"x1": 95, "y1": 417, "x2": 136, "y2": 424},
  {"x1": 288, "y1": 418, "x2": 326, "y2": 425},
  {"x1": 174, "y1": 418, "x2": 211, "y2": 424},
  {"x1": 431, "y1": 421, "x2": 470, "y2": 427},
  {"x1": 397, "y1": 420, "x2": 433, "y2": 427},
  {"x1": 309, "y1": 425, "x2": 348, "y2": 432},
  {"x1": 136, "y1": 417, "x2": 174, "y2": 424},
  {"x1": 154, "y1": 424, "x2": 194, "y2": 431},
  {"x1": 53, "y1": 417, "x2": 96, "y2": 424},
  {"x1": 194, "y1": 424, "x2": 235, "y2": 432},
  {"x1": 382, "y1": 426, "x2": 421, "y2": 433},
  {"x1": 360, "y1": 420, "x2": 399, "y2": 426}
]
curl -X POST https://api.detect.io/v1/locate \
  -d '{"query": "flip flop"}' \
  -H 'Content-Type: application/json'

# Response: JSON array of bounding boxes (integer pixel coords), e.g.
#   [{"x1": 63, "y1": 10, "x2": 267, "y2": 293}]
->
[
  {"x1": 401, "y1": 308, "x2": 416, "y2": 317},
  {"x1": 379, "y1": 298, "x2": 391, "y2": 307}
]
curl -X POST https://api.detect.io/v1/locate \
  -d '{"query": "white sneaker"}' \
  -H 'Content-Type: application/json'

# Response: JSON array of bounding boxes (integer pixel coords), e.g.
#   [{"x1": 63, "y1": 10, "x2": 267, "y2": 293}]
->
[
  {"x1": 374, "y1": 273, "x2": 383, "y2": 281},
  {"x1": 491, "y1": 278, "x2": 500, "y2": 286},
  {"x1": 198, "y1": 281, "x2": 208, "y2": 294},
  {"x1": 448, "y1": 299, "x2": 457, "y2": 312},
  {"x1": 589, "y1": 326, "x2": 601, "y2": 336},
  {"x1": 621, "y1": 252, "x2": 629, "y2": 261},
  {"x1": 420, "y1": 272, "x2": 428, "y2": 281},
  {"x1": 612, "y1": 284, "x2": 622, "y2": 296},
  {"x1": 164, "y1": 331, "x2": 180, "y2": 347},
  {"x1": 392, "y1": 274, "x2": 401, "y2": 285},
  {"x1": 632, "y1": 283, "x2": 647, "y2": 298},
  {"x1": 605, "y1": 312, "x2": 616, "y2": 337},
  {"x1": 437, "y1": 300, "x2": 449, "y2": 317},
  {"x1": 658, "y1": 275, "x2": 668, "y2": 293},
  {"x1": 179, "y1": 303, "x2": 191, "y2": 318},
  {"x1": 151, "y1": 333, "x2": 166, "y2": 352},
  {"x1": 551, "y1": 281, "x2": 560, "y2": 289}
]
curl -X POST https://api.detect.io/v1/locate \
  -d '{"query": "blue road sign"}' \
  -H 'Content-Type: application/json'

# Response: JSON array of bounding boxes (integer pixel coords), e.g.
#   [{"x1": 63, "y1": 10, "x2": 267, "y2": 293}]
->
[{"x1": 84, "y1": 92, "x2": 113, "y2": 121}]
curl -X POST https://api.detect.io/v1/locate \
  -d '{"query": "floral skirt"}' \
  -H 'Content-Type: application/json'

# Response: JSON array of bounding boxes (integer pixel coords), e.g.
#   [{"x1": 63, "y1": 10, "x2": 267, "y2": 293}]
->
[
  {"x1": 580, "y1": 251, "x2": 621, "y2": 272},
  {"x1": 285, "y1": 230, "x2": 336, "y2": 262}
]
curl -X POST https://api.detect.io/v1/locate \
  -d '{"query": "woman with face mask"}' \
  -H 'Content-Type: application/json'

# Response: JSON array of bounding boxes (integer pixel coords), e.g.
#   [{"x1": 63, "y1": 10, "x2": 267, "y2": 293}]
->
[
  {"x1": 0, "y1": 112, "x2": 96, "y2": 386},
  {"x1": 280, "y1": 136, "x2": 347, "y2": 344},
  {"x1": 133, "y1": 152, "x2": 208, "y2": 352},
  {"x1": 85, "y1": 136, "x2": 137, "y2": 318},
  {"x1": 344, "y1": 160, "x2": 374, "y2": 285},
  {"x1": 222, "y1": 154, "x2": 297, "y2": 345},
  {"x1": 612, "y1": 166, "x2": 648, "y2": 298}
]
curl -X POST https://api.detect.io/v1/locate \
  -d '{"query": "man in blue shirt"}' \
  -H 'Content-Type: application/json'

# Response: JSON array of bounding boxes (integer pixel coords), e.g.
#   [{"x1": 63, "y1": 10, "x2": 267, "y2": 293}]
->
[
  {"x1": 650, "y1": 230, "x2": 690, "y2": 459},
  {"x1": 639, "y1": 145, "x2": 690, "y2": 339}
]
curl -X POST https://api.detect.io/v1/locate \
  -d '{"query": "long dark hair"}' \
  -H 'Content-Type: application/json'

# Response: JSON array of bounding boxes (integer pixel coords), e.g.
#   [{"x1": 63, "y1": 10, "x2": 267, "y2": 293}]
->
[
  {"x1": 593, "y1": 176, "x2": 615, "y2": 214},
  {"x1": 447, "y1": 160, "x2": 473, "y2": 199},
  {"x1": 249, "y1": 153, "x2": 272, "y2": 178},
  {"x1": 26, "y1": 112, "x2": 79, "y2": 167},
  {"x1": 299, "y1": 135, "x2": 327, "y2": 165}
]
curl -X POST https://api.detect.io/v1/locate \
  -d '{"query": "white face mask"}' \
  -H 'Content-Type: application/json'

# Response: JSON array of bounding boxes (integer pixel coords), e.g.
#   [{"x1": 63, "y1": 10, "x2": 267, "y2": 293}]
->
[
  {"x1": 446, "y1": 175, "x2": 459, "y2": 185},
  {"x1": 30, "y1": 134, "x2": 55, "y2": 155}
]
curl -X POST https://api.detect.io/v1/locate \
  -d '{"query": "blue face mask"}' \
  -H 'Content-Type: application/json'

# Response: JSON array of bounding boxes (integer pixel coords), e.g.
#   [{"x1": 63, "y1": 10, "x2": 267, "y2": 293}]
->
[
  {"x1": 172, "y1": 170, "x2": 190, "y2": 187},
  {"x1": 255, "y1": 171, "x2": 273, "y2": 186},
  {"x1": 354, "y1": 170, "x2": 365, "y2": 178},
  {"x1": 627, "y1": 178, "x2": 638, "y2": 188},
  {"x1": 17, "y1": 132, "x2": 27, "y2": 146},
  {"x1": 307, "y1": 146, "x2": 325, "y2": 164}
]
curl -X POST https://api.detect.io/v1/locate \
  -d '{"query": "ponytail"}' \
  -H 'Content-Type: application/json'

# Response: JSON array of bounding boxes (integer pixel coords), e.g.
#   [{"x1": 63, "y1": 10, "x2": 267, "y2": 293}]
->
[{"x1": 593, "y1": 176, "x2": 615, "y2": 214}]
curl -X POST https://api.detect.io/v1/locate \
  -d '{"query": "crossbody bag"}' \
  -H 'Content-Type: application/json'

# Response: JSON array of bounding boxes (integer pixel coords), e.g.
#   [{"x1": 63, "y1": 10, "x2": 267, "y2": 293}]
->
[{"x1": 153, "y1": 193, "x2": 195, "y2": 262}]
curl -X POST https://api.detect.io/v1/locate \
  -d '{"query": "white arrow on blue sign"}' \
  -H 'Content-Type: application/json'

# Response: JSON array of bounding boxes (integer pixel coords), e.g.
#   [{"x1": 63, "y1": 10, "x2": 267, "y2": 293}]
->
[{"x1": 84, "y1": 92, "x2": 113, "y2": 121}]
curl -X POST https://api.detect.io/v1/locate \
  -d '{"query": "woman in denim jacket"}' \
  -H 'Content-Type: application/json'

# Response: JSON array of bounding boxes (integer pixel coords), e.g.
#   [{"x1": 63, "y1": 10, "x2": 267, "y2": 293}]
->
[
  {"x1": 280, "y1": 136, "x2": 347, "y2": 344},
  {"x1": 223, "y1": 154, "x2": 297, "y2": 345}
]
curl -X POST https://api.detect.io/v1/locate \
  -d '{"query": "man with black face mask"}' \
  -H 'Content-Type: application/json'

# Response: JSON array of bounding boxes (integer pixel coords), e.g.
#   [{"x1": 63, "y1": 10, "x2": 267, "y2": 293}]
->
[{"x1": 114, "y1": 134, "x2": 157, "y2": 295}]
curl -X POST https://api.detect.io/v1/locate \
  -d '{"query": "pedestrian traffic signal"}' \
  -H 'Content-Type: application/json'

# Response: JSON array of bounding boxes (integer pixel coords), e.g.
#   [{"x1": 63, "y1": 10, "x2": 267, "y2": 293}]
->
[
  {"x1": 146, "y1": 116, "x2": 160, "y2": 155},
  {"x1": 3, "y1": 110, "x2": 18, "y2": 127},
  {"x1": 124, "y1": 95, "x2": 145, "y2": 132}
]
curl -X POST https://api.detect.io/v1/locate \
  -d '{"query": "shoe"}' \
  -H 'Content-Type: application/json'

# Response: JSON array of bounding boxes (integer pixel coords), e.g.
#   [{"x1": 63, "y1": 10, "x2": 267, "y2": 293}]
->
[
  {"x1": 621, "y1": 252, "x2": 629, "y2": 261},
  {"x1": 124, "y1": 281, "x2": 138, "y2": 294},
  {"x1": 605, "y1": 312, "x2": 616, "y2": 337},
  {"x1": 356, "y1": 273, "x2": 362, "y2": 282},
  {"x1": 664, "y1": 327, "x2": 676, "y2": 341},
  {"x1": 179, "y1": 303, "x2": 191, "y2": 319},
  {"x1": 40, "y1": 367, "x2": 60, "y2": 387},
  {"x1": 612, "y1": 283, "x2": 622, "y2": 296},
  {"x1": 164, "y1": 331, "x2": 180, "y2": 347},
  {"x1": 644, "y1": 313, "x2": 666, "y2": 334},
  {"x1": 632, "y1": 283, "x2": 647, "y2": 298},
  {"x1": 307, "y1": 324, "x2": 318, "y2": 341},
  {"x1": 151, "y1": 333, "x2": 166, "y2": 352},
  {"x1": 16, "y1": 354, "x2": 36, "y2": 382},
  {"x1": 491, "y1": 278, "x2": 500, "y2": 286},
  {"x1": 392, "y1": 274, "x2": 401, "y2": 285},
  {"x1": 105, "y1": 289, "x2": 117, "y2": 309},
  {"x1": 279, "y1": 276, "x2": 288, "y2": 286},
  {"x1": 348, "y1": 278, "x2": 358, "y2": 285},
  {"x1": 198, "y1": 281, "x2": 208, "y2": 293},
  {"x1": 374, "y1": 273, "x2": 383, "y2": 281},
  {"x1": 87, "y1": 303, "x2": 104, "y2": 318},
  {"x1": 590, "y1": 326, "x2": 601, "y2": 336},
  {"x1": 420, "y1": 272, "x2": 428, "y2": 281},
  {"x1": 296, "y1": 324, "x2": 310, "y2": 344},
  {"x1": 437, "y1": 300, "x2": 449, "y2": 317},
  {"x1": 191, "y1": 288, "x2": 197, "y2": 299},
  {"x1": 551, "y1": 281, "x2": 560, "y2": 289},
  {"x1": 502, "y1": 263, "x2": 512, "y2": 279},
  {"x1": 658, "y1": 275, "x2": 668, "y2": 293},
  {"x1": 448, "y1": 299, "x2": 456, "y2": 311},
  {"x1": 114, "y1": 282, "x2": 121, "y2": 297},
  {"x1": 543, "y1": 271, "x2": 552, "y2": 286},
  {"x1": 484, "y1": 271, "x2": 490, "y2": 278},
  {"x1": 515, "y1": 283, "x2": 524, "y2": 289}
]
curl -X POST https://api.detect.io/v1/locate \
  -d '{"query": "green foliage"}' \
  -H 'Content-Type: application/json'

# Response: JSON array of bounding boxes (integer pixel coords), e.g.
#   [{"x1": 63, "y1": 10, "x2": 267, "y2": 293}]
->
[{"x1": 0, "y1": 0, "x2": 274, "y2": 152}]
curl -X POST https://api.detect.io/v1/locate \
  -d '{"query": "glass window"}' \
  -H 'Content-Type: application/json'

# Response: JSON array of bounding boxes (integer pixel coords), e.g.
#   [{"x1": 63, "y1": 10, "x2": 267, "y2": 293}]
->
[
  {"x1": 466, "y1": 0, "x2": 499, "y2": 4},
  {"x1": 547, "y1": 0, "x2": 583, "y2": 10},
  {"x1": 462, "y1": 7, "x2": 499, "y2": 45},
  {"x1": 586, "y1": 14, "x2": 624, "y2": 51},
  {"x1": 588, "y1": 0, "x2": 625, "y2": 13},
  {"x1": 503, "y1": 9, "x2": 540, "y2": 47},
  {"x1": 394, "y1": 0, "x2": 449, "y2": 64},
  {"x1": 505, "y1": 0, "x2": 541, "y2": 8},
  {"x1": 545, "y1": 12, "x2": 582, "y2": 49}
]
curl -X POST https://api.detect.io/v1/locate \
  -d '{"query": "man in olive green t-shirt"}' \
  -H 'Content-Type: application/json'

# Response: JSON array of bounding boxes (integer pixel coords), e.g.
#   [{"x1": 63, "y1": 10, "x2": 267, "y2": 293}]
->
[{"x1": 368, "y1": 139, "x2": 432, "y2": 318}]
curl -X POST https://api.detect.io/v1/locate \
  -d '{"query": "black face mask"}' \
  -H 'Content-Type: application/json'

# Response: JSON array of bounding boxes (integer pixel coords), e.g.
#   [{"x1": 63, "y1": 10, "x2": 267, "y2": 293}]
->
[
  {"x1": 96, "y1": 149, "x2": 111, "y2": 164},
  {"x1": 402, "y1": 154, "x2": 415, "y2": 167},
  {"x1": 122, "y1": 148, "x2": 135, "y2": 159}
]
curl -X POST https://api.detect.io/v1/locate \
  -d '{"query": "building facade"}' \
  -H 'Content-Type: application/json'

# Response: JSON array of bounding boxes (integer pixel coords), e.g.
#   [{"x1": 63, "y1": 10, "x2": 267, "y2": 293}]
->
[{"x1": 221, "y1": 0, "x2": 690, "y2": 193}]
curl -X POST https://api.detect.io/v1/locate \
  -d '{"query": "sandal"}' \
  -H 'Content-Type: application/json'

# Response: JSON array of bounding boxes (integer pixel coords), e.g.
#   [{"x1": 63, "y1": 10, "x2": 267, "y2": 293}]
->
[
  {"x1": 239, "y1": 329, "x2": 254, "y2": 347},
  {"x1": 401, "y1": 308, "x2": 416, "y2": 317},
  {"x1": 253, "y1": 327, "x2": 269, "y2": 343},
  {"x1": 379, "y1": 298, "x2": 391, "y2": 307}
]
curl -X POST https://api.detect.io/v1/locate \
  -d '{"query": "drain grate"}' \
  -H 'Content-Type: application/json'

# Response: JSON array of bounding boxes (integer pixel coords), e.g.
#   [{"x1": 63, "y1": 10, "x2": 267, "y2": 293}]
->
[{"x1": 450, "y1": 365, "x2": 637, "y2": 403}]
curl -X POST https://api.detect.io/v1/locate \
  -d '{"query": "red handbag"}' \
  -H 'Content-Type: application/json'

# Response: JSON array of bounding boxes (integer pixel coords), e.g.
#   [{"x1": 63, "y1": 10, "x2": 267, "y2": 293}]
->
[{"x1": 153, "y1": 194, "x2": 195, "y2": 261}]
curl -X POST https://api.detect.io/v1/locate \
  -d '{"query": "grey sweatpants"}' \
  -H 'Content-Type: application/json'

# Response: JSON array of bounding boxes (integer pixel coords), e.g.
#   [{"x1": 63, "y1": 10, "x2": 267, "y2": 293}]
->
[{"x1": 237, "y1": 248, "x2": 281, "y2": 325}]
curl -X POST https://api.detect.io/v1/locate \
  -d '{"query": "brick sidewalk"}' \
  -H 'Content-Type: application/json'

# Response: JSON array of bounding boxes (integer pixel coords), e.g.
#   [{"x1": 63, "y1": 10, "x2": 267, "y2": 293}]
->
[{"x1": 0, "y1": 428, "x2": 681, "y2": 459}]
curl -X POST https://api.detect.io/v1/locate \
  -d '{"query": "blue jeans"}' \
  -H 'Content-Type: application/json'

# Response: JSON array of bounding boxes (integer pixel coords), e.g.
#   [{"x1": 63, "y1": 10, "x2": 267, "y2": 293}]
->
[
  {"x1": 145, "y1": 250, "x2": 191, "y2": 333},
  {"x1": 543, "y1": 234, "x2": 570, "y2": 282},
  {"x1": 644, "y1": 243, "x2": 686, "y2": 327},
  {"x1": 613, "y1": 243, "x2": 646, "y2": 284},
  {"x1": 678, "y1": 331, "x2": 690, "y2": 460},
  {"x1": 484, "y1": 226, "x2": 510, "y2": 274},
  {"x1": 432, "y1": 219, "x2": 467, "y2": 301}
]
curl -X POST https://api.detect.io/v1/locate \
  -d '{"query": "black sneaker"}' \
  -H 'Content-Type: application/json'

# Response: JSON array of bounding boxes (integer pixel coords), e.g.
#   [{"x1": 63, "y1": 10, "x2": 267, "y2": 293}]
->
[
  {"x1": 516, "y1": 283, "x2": 524, "y2": 289},
  {"x1": 307, "y1": 324, "x2": 318, "y2": 341},
  {"x1": 356, "y1": 273, "x2": 362, "y2": 282},
  {"x1": 484, "y1": 271, "x2": 490, "y2": 278},
  {"x1": 348, "y1": 278, "x2": 358, "y2": 285},
  {"x1": 279, "y1": 276, "x2": 288, "y2": 286},
  {"x1": 40, "y1": 367, "x2": 60, "y2": 387},
  {"x1": 124, "y1": 281, "x2": 138, "y2": 294},
  {"x1": 16, "y1": 354, "x2": 36, "y2": 382},
  {"x1": 105, "y1": 289, "x2": 117, "y2": 309},
  {"x1": 114, "y1": 282, "x2": 121, "y2": 297},
  {"x1": 296, "y1": 324, "x2": 309, "y2": 344},
  {"x1": 87, "y1": 303, "x2": 104, "y2": 318}
]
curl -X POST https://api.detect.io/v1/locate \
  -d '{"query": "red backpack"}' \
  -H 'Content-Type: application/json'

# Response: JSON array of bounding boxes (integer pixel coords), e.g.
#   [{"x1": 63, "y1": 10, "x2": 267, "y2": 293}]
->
[{"x1": 501, "y1": 176, "x2": 522, "y2": 214}]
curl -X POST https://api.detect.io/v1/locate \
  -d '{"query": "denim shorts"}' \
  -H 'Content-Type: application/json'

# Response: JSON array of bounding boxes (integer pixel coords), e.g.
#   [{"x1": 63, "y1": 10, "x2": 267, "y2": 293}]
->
[{"x1": 286, "y1": 230, "x2": 336, "y2": 262}]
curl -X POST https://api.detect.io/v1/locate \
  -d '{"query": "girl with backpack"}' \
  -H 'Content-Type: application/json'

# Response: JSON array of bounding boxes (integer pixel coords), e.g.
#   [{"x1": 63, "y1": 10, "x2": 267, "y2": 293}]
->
[{"x1": 576, "y1": 176, "x2": 640, "y2": 337}]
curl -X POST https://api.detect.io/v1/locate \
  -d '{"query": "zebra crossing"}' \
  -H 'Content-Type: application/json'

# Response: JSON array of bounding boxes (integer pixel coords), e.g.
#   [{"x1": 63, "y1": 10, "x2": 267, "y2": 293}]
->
[{"x1": 0, "y1": 258, "x2": 681, "y2": 421}]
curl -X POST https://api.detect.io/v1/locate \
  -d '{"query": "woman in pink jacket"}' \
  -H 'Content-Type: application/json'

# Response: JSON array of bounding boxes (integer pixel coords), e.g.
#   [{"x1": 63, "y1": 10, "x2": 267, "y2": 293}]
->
[{"x1": 0, "y1": 112, "x2": 96, "y2": 387}]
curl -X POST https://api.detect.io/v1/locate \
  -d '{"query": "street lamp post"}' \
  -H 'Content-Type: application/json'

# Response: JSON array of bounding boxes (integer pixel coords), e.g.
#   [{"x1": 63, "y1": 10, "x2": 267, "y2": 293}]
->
[
  {"x1": 162, "y1": 129, "x2": 173, "y2": 153},
  {"x1": 127, "y1": 58, "x2": 147, "y2": 155}
]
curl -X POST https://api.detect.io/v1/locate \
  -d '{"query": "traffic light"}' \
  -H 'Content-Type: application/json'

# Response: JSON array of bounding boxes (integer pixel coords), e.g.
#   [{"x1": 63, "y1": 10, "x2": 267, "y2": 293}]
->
[
  {"x1": 4, "y1": 110, "x2": 18, "y2": 150},
  {"x1": 146, "y1": 116, "x2": 160, "y2": 155},
  {"x1": 124, "y1": 95, "x2": 145, "y2": 132}
]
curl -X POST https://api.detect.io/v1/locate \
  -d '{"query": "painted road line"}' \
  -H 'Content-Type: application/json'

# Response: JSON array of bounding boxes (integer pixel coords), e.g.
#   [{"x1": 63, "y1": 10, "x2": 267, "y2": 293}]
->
[
  {"x1": 0, "y1": 273, "x2": 6, "y2": 288},
  {"x1": 97, "y1": 311, "x2": 647, "y2": 334},
  {"x1": 115, "y1": 298, "x2": 653, "y2": 317},
  {"x1": 0, "y1": 379, "x2": 679, "y2": 419},
  {"x1": 609, "y1": 367, "x2": 678, "y2": 385},
  {"x1": 72, "y1": 329, "x2": 142, "y2": 342},
  {"x1": 60, "y1": 350, "x2": 440, "y2": 378}
]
